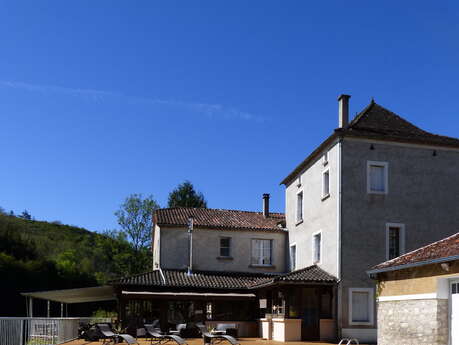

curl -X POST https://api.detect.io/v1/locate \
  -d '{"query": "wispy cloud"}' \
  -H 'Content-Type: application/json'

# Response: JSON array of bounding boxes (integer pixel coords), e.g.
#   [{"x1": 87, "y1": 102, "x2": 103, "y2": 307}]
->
[{"x1": 0, "y1": 80, "x2": 262, "y2": 122}]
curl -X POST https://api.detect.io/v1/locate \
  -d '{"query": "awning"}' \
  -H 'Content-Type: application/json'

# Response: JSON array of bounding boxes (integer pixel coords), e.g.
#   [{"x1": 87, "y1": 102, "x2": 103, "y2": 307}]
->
[
  {"x1": 21, "y1": 285, "x2": 116, "y2": 304},
  {"x1": 122, "y1": 291, "x2": 256, "y2": 300}
]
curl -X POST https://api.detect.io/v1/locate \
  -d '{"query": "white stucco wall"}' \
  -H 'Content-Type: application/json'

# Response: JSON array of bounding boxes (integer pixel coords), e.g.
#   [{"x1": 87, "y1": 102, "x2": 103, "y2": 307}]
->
[{"x1": 285, "y1": 140, "x2": 339, "y2": 277}]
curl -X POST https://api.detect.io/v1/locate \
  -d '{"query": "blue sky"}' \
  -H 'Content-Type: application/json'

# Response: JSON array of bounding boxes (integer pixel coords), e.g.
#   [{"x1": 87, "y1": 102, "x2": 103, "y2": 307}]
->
[{"x1": 0, "y1": 1, "x2": 458, "y2": 231}]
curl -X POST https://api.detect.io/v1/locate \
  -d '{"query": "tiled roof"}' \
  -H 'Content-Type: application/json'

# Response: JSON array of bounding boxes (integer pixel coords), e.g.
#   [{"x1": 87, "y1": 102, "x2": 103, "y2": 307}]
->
[
  {"x1": 371, "y1": 232, "x2": 459, "y2": 273},
  {"x1": 338, "y1": 101, "x2": 459, "y2": 148},
  {"x1": 112, "y1": 266, "x2": 337, "y2": 290},
  {"x1": 112, "y1": 269, "x2": 277, "y2": 290},
  {"x1": 251, "y1": 265, "x2": 337, "y2": 287},
  {"x1": 154, "y1": 207, "x2": 285, "y2": 232},
  {"x1": 281, "y1": 100, "x2": 459, "y2": 185}
]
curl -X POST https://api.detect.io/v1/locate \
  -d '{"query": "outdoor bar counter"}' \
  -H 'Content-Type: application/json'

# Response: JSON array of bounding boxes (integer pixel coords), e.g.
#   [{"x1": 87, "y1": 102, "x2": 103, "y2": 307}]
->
[{"x1": 259, "y1": 317, "x2": 301, "y2": 341}]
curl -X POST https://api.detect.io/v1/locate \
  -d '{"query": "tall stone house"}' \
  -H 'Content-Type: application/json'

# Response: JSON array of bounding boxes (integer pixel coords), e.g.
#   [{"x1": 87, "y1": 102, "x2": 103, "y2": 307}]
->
[
  {"x1": 144, "y1": 95, "x2": 459, "y2": 342},
  {"x1": 281, "y1": 95, "x2": 459, "y2": 340}
]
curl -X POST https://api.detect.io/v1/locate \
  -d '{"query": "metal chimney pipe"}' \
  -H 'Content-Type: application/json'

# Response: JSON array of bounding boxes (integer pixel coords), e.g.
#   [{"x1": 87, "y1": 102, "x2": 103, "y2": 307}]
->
[{"x1": 263, "y1": 194, "x2": 270, "y2": 218}]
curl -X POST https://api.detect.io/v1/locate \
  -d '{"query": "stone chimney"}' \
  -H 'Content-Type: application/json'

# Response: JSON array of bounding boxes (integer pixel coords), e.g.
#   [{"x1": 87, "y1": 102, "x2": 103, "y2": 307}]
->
[
  {"x1": 263, "y1": 194, "x2": 270, "y2": 218},
  {"x1": 338, "y1": 94, "x2": 351, "y2": 127}
]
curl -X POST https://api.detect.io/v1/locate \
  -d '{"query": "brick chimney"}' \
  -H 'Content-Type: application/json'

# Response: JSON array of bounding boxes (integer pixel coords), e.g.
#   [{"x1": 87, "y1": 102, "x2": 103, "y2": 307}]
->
[
  {"x1": 263, "y1": 193, "x2": 270, "y2": 218},
  {"x1": 338, "y1": 94, "x2": 351, "y2": 127}
]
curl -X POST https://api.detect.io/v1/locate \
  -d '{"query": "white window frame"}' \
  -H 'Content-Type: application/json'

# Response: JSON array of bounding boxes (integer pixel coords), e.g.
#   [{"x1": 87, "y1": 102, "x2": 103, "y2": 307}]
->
[
  {"x1": 349, "y1": 288, "x2": 375, "y2": 326},
  {"x1": 219, "y1": 236, "x2": 231, "y2": 257},
  {"x1": 296, "y1": 174, "x2": 302, "y2": 188},
  {"x1": 323, "y1": 151, "x2": 329, "y2": 166},
  {"x1": 296, "y1": 190, "x2": 304, "y2": 224},
  {"x1": 385, "y1": 223, "x2": 405, "y2": 260},
  {"x1": 312, "y1": 230, "x2": 322, "y2": 265},
  {"x1": 367, "y1": 160, "x2": 389, "y2": 194},
  {"x1": 251, "y1": 239, "x2": 273, "y2": 266},
  {"x1": 322, "y1": 168, "x2": 330, "y2": 199},
  {"x1": 290, "y1": 243, "x2": 297, "y2": 271}
]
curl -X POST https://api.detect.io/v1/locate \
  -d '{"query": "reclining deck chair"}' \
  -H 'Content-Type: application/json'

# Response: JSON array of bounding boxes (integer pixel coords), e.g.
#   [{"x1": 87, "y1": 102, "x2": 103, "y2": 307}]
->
[
  {"x1": 144, "y1": 323, "x2": 188, "y2": 345},
  {"x1": 96, "y1": 323, "x2": 138, "y2": 345},
  {"x1": 197, "y1": 325, "x2": 239, "y2": 345}
]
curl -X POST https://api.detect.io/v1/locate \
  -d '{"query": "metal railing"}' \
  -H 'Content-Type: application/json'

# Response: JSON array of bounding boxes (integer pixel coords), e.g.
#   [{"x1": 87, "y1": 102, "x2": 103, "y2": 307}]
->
[{"x1": 0, "y1": 317, "x2": 111, "y2": 345}]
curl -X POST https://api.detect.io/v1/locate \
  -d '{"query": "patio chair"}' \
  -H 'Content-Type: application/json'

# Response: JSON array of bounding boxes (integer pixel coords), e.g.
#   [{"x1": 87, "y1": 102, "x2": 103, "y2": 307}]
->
[
  {"x1": 215, "y1": 324, "x2": 237, "y2": 337},
  {"x1": 96, "y1": 323, "x2": 138, "y2": 345},
  {"x1": 197, "y1": 324, "x2": 239, "y2": 345},
  {"x1": 144, "y1": 323, "x2": 188, "y2": 345},
  {"x1": 169, "y1": 323, "x2": 186, "y2": 336}
]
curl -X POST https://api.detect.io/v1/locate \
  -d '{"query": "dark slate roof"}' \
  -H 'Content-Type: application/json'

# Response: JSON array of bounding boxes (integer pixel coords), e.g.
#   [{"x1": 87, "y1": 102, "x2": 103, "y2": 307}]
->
[
  {"x1": 112, "y1": 266, "x2": 336, "y2": 290},
  {"x1": 370, "y1": 232, "x2": 459, "y2": 273},
  {"x1": 281, "y1": 100, "x2": 459, "y2": 185},
  {"x1": 155, "y1": 208, "x2": 285, "y2": 232},
  {"x1": 251, "y1": 265, "x2": 337, "y2": 287},
  {"x1": 112, "y1": 269, "x2": 277, "y2": 290},
  {"x1": 338, "y1": 101, "x2": 459, "y2": 148}
]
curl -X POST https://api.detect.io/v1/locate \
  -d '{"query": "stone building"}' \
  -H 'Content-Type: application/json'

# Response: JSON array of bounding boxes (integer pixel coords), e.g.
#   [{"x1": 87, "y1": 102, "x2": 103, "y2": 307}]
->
[{"x1": 368, "y1": 232, "x2": 459, "y2": 345}]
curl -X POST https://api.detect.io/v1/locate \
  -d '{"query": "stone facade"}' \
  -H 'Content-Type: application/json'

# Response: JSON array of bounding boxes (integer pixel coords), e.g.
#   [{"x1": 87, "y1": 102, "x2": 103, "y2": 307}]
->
[{"x1": 377, "y1": 299, "x2": 448, "y2": 345}]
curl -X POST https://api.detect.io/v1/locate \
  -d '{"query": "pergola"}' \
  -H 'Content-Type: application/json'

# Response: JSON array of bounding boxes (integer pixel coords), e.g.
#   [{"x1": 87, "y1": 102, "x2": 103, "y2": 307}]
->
[{"x1": 21, "y1": 286, "x2": 116, "y2": 317}]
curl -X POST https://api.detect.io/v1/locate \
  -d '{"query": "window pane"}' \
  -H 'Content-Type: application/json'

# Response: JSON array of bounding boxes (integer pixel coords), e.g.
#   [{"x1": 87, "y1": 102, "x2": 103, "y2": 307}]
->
[
  {"x1": 323, "y1": 171, "x2": 330, "y2": 196},
  {"x1": 297, "y1": 193, "x2": 303, "y2": 221},
  {"x1": 314, "y1": 233, "x2": 321, "y2": 263},
  {"x1": 352, "y1": 291, "x2": 369, "y2": 322},
  {"x1": 370, "y1": 165, "x2": 385, "y2": 192},
  {"x1": 290, "y1": 245, "x2": 296, "y2": 271},
  {"x1": 388, "y1": 227, "x2": 400, "y2": 259},
  {"x1": 251, "y1": 240, "x2": 260, "y2": 264}
]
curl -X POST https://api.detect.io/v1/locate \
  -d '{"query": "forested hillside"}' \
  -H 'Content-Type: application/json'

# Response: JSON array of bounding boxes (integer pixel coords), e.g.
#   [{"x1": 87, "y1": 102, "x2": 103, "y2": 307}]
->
[{"x1": 0, "y1": 213, "x2": 150, "y2": 316}]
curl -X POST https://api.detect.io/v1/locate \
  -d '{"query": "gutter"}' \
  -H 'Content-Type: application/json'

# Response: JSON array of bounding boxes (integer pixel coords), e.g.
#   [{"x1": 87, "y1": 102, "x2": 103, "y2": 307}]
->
[{"x1": 367, "y1": 254, "x2": 459, "y2": 276}]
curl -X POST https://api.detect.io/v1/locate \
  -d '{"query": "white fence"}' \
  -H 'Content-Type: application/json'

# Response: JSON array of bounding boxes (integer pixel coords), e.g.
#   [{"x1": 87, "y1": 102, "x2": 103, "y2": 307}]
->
[{"x1": 0, "y1": 317, "x2": 111, "y2": 345}]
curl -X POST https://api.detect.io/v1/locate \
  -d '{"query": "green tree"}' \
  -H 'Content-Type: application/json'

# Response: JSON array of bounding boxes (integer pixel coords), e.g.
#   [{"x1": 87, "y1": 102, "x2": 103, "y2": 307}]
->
[
  {"x1": 115, "y1": 194, "x2": 159, "y2": 273},
  {"x1": 167, "y1": 181, "x2": 207, "y2": 208}
]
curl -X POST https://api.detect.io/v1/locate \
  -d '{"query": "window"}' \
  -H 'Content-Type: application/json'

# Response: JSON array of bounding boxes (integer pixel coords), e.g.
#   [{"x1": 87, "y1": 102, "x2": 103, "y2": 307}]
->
[
  {"x1": 251, "y1": 239, "x2": 273, "y2": 266},
  {"x1": 349, "y1": 288, "x2": 374, "y2": 325},
  {"x1": 297, "y1": 175, "x2": 302, "y2": 187},
  {"x1": 322, "y1": 169, "x2": 330, "y2": 198},
  {"x1": 367, "y1": 161, "x2": 389, "y2": 194},
  {"x1": 313, "y1": 231, "x2": 322, "y2": 264},
  {"x1": 385, "y1": 223, "x2": 405, "y2": 260},
  {"x1": 296, "y1": 191, "x2": 303, "y2": 223},
  {"x1": 290, "y1": 244, "x2": 297, "y2": 271},
  {"x1": 323, "y1": 151, "x2": 328, "y2": 165},
  {"x1": 220, "y1": 237, "x2": 231, "y2": 257}
]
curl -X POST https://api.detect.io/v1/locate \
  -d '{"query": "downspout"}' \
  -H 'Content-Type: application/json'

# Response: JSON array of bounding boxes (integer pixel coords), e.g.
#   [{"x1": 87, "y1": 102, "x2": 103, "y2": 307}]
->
[
  {"x1": 187, "y1": 216, "x2": 194, "y2": 275},
  {"x1": 336, "y1": 136, "x2": 343, "y2": 339}
]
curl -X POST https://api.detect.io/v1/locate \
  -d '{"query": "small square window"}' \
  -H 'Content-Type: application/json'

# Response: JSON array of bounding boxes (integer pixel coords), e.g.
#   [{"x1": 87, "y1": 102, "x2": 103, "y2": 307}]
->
[
  {"x1": 220, "y1": 237, "x2": 231, "y2": 257},
  {"x1": 367, "y1": 161, "x2": 389, "y2": 194}
]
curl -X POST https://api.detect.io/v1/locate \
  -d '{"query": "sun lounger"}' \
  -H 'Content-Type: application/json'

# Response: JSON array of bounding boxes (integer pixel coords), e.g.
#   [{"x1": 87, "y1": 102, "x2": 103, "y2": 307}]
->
[
  {"x1": 96, "y1": 323, "x2": 138, "y2": 345},
  {"x1": 197, "y1": 325, "x2": 239, "y2": 345},
  {"x1": 144, "y1": 324, "x2": 188, "y2": 345}
]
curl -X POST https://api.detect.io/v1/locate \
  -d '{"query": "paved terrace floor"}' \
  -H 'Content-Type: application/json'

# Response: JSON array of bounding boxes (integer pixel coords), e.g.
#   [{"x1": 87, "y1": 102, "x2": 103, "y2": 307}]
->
[{"x1": 67, "y1": 338, "x2": 369, "y2": 345}]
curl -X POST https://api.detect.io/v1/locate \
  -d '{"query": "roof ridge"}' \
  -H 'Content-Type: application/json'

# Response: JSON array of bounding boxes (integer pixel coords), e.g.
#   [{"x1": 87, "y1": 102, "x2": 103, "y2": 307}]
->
[{"x1": 156, "y1": 207, "x2": 284, "y2": 216}]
